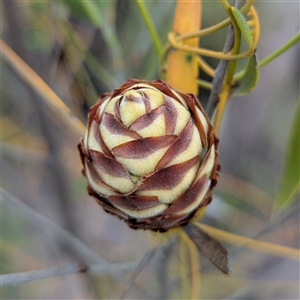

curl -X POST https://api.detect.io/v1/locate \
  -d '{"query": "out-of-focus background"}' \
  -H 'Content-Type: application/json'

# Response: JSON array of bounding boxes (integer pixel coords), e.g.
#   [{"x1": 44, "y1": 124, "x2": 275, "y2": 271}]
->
[{"x1": 1, "y1": 1, "x2": 299, "y2": 299}]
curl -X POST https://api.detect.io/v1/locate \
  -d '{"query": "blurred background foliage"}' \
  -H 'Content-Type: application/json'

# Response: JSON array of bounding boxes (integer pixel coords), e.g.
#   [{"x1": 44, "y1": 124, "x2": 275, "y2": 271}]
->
[{"x1": 1, "y1": 0, "x2": 299, "y2": 299}]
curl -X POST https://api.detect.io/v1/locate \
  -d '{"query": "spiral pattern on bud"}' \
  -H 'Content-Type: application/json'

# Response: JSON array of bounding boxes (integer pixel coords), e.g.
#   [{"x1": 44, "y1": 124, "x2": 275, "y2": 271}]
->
[{"x1": 78, "y1": 79, "x2": 219, "y2": 232}]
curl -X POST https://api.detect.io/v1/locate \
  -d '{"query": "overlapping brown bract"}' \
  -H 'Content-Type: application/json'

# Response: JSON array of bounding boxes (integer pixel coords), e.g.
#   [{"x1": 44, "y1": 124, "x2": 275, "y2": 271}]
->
[{"x1": 78, "y1": 79, "x2": 219, "y2": 232}]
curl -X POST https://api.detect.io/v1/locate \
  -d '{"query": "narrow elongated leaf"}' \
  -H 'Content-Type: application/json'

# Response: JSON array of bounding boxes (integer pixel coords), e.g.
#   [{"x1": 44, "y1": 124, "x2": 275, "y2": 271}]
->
[
  {"x1": 61, "y1": 0, "x2": 104, "y2": 26},
  {"x1": 184, "y1": 223, "x2": 231, "y2": 274},
  {"x1": 217, "y1": 173, "x2": 273, "y2": 221},
  {"x1": 60, "y1": 0, "x2": 90, "y2": 21},
  {"x1": 60, "y1": 0, "x2": 122, "y2": 68},
  {"x1": 232, "y1": 52, "x2": 259, "y2": 96},
  {"x1": 231, "y1": 6, "x2": 253, "y2": 49},
  {"x1": 275, "y1": 101, "x2": 300, "y2": 209}
]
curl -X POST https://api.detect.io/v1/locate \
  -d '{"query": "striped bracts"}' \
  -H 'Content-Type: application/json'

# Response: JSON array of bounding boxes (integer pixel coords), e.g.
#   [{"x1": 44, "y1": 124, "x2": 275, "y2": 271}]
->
[{"x1": 78, "y1": 79, "x2": 219, "y2": 232}]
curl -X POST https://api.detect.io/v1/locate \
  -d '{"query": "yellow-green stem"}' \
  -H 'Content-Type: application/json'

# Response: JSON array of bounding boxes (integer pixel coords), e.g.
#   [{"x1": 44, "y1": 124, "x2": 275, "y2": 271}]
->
[
  {"x1": 180, "y1": 239, "x2": 190, "y2": 299},
  {"x1": 179, "y1": 229, "x2": 201, "y2": 300},
  {"x1": 198, "y1": 224, "x2": 300, "y2": 260},
  {"x1": 196, "y1": 56, "x2": 215, "y2": 78},
  {"x1": 219, "y1": 0, "x2": 231, "y2": 11},
  {"x1": 178, "y1": 0, "x2": 255, "y2": 42},
  {"x1": 259, "y1": 32, "x2": 300, "y2": 68},
  {"x1": 168, "y1": 32, "x2": 253, "y2": 60},
  {"x1": 135, "y1": 0, "x2": 163, "y2": 56},
  {"x1": 214, "y1": 83, "x2": 231, "y2": 134},
  {"x1": 198, "y1": 79, "x2": 213, "y2": 90}
]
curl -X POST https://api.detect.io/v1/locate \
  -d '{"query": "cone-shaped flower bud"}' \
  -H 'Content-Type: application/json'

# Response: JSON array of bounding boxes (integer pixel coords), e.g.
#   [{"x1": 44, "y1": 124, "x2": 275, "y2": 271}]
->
[{"x1": 78, "y1": 79, "x2": 219, "y2": 232}]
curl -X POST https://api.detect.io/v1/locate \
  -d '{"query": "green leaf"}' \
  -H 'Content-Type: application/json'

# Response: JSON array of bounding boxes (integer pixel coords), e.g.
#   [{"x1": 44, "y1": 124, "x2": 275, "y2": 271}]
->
[
  {"x1": 217, "y1": 191, "x2": 270, "y2": 222},
  {"x1": 60, "y1": 0, "x2": 116, "y2": 27},
  {"x1": 135, "y1": 0, "x2": 163, "y2": 56},
  {"x1": 60, "y1": 0, "x2": 122, "y2": 71},
  {"x1": 60, "y1": 0, "x2": 93, "y2": 21},
  {"x1": 232, "y1": 52, "x2": 259, "y2": 96},
  {"x1": 231, "y1": 6, "x2": 253, "y2": 49},
  {"x1": 275, "y1": 101, "x2": 300, "y2": 209}
]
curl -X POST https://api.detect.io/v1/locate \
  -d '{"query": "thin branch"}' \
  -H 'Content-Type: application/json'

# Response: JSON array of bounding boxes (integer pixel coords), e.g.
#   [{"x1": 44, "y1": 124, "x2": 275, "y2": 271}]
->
[
  {"x1": 206, "y1": 0, "x2": 246, "y2": 119},
  {"x1": 0, "y1": 262, "x2": 138, "y2": 286},
  {"x1": 257, "y1": 203, "x2": 300, "y2": 239},
  {"x1": 120, "y1": 243, "x2": 162, "y2": 300},
  {"x1": 1, "y1": 141, "x2": 46, "y2": 163},
  {"x1": 1, "y1": 264, "x2": 85, "y2": 286},
  {"x1": 0, "y1": 38, "x2": 86, "y2": 137},
  {"x1": 89, "y1": 261, "x2": 137, "y2": 275},
  {"x1": 156, "y1": 239, "x2": 176, "y2": 299},
  {"x1": 1, "y1": 188, "x2": 108, "y2": 265}
]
